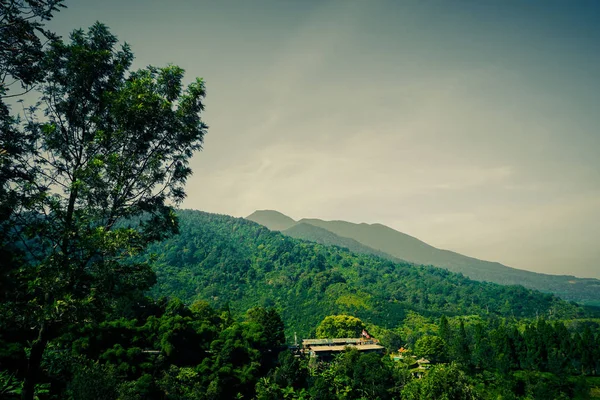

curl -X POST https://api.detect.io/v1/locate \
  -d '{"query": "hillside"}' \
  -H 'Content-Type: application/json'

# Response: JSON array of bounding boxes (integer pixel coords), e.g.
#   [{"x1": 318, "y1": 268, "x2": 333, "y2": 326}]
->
[
  {"x1": 141, "y1": 210, "x2": 586, "y2": 338},
  {"x1": 247, "y1": 210, "x2": 600, "y2": 306}
]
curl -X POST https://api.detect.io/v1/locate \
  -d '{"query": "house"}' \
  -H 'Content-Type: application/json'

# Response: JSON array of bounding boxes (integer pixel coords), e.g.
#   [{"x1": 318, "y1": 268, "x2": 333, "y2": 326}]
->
[{"x1": 301, "y1": 337, "x2": 385, "y2": 361}]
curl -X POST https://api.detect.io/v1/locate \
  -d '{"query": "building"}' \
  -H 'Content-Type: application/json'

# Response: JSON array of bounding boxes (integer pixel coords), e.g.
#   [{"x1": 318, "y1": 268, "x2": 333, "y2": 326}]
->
[{"x1": 301, "y1": 338, "x2": 385, "y2": 361}]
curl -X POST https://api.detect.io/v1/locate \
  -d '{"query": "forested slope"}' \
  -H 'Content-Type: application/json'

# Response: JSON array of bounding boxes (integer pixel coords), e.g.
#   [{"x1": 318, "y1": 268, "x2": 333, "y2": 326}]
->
[
  {"x1": 142, "y1": 210, "x2": 584, "y2": 338},
  {"x1": 247, "y1": 210, "x2": 600, "y2": 306}
]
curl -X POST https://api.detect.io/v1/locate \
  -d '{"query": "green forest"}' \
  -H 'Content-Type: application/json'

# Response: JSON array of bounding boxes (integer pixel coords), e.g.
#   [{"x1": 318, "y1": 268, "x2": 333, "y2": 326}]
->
[
  {"x1": 1, "y1": 1, "x2": 600, "y2": 399},
  {"x1": 246, "y1": 210, "x2": 600, "y2": 306},
  {"x1": 144, "y1": 210, "x2": 596, "y2": 338}
]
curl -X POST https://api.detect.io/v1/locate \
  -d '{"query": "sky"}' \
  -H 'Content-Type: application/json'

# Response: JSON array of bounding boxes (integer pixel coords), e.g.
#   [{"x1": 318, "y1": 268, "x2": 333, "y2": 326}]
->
[{"x1": 46, "y1": 1, "x2": 600, "y2": 278}]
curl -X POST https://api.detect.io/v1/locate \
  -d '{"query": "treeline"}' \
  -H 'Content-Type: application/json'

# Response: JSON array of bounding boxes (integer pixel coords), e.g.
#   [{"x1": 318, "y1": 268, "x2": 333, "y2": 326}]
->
[
  {"x1": 2, "y1": 298, "x2": 598, "y2": 399},
  {"x1": 436, "y1": 316, "x2": 600, "y2": 376},
  {"x1": 142, "y1": 210, "x2": 588, "y2": 338},
  {"x1": 397, "y1": 313, "x2": 600, "y2": 375}
]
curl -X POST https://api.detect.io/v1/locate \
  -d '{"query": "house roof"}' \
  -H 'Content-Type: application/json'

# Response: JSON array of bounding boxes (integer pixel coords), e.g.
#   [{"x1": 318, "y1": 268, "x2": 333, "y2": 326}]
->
[
  {"x1": 302, "y1": 338, "x2": 362, "y2": 345},
  {"x1": 310, "y1": 344, "x2": 384, "y2": 352}
]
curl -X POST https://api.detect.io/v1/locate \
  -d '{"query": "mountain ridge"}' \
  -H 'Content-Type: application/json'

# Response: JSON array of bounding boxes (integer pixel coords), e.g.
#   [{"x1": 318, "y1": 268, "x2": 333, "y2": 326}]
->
[
  {"x1": 246, "y1": 210, "x2": 600, "y2": 305},
  {"x1": 283, "y1": 222, "x2": 407, "y2": 263}
]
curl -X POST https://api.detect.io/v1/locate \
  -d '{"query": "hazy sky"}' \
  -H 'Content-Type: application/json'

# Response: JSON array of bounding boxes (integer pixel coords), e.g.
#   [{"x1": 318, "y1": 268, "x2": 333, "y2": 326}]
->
[{"x1": 47, "y1": 1, "x2": 600, "y2": 278}]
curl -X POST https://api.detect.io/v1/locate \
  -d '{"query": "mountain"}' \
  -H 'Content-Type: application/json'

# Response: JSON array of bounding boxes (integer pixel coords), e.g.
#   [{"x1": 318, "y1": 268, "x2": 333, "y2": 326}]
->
[
  {"x1": 283, "y1": 222, "x2": 405, "y2": 263},
  {"x1": 246, "y1": 209, "x2": 296, "y2": 231},
  {"x1": 246, "y1": 210, "x2": 600, "y2": 306},
  {"x1": 141, "y1": 210, "x2": 591, "y2": 338}
]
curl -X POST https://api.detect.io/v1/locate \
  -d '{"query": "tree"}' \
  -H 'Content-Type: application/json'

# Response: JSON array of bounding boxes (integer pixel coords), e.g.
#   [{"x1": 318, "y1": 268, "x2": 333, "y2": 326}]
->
[
  {"x1": 439, "y1": 315, "x2": 452, "y2": 345},
  {"x1": 579, "y1": 326, "x2": 596, "y2": 375},
  {"x1": 321, "y1": 348, "x2": 395, "y2": 400},
  {"x1": 245, "y1": 307, "x2": 286, "y2": 374},
  {"x1": 451, "y1": 319, "x2": 471, "y2": 368},
  {"x1": 472, "y1": 323, "x2": 494, "y2": 371},
  {"x1": 316, "y1": 315, "x2": 365, "y2": 339},
  {"x1": 414, "y1": 335, "x2": 447, "y2": 363},
  {"x1": 376, "y1": 328, "x2": 403, "y2": 352},
  {"x1": 272, "y1": 351, "x2": 308, "y2": 391},
  {"x1": 1, "y1": 23, "x2": 207, "y2": 399},
  {"x1": 246, "y1": 306, "x2": 286, "y2": 347},
  {"x1": 401, "y1": 363, "x2": 480, "y2": 400}
]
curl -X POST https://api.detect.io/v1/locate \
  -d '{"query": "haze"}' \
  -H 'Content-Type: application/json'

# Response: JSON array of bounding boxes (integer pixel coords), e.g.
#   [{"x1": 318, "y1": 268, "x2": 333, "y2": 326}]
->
[{"x1": 47, "y1": 1, "x2": 600, "y2": 278}]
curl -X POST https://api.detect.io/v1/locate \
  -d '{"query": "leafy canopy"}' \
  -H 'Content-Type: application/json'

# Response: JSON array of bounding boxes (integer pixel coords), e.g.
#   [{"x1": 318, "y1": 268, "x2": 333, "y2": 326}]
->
[
  {"x1": 316, "y1": 315, "x2": 366, "y2": 339},
  {"x1": 0, "y1": 0, "x2": 66, "y2": 97}
]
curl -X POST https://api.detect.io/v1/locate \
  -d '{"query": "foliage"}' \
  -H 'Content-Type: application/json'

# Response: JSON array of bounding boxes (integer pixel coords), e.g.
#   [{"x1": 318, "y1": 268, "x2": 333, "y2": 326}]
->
[
  {"x1": 1, "y1": 293, "x2": 598, "y2": 399},
  {"x1": 0, "y1": 0, "x2": 65, "y2": 95},
  {"x1": 414, "y1": 335, "x2": 447, "y2": 363},
  {"x1": 246, "y1": 307, "x2": 286, "y2": 347},
  {"x1": 309, "y1": 348, "x2": 398, "y2": 399},
  {"x1": 67, "y1": 360, "x2": 119, "y2": 400},
  {"x1": 316, "y1": 315, "x2": 366, "y2": 339},
  {"x1": 142, "y1": 210, "x2": 585, "y2": 339},
  {"x1": 0, "y1": 370, "x2": 21, "y2": 398},
  {"x1": 402, "y1": 363, "x2": 479, "y2": 400},
  {"x1": 0, "y1": 23, "x2": 207, "y2": 399},
  {"x1": 0, "y1": 1, "x2": 65, "y2": 353}
]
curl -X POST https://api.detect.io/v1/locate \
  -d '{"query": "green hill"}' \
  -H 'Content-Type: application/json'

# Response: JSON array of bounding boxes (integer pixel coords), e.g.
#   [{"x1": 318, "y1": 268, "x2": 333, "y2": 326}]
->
[
  {"x1": 142, "y1": 210, "x2": 587, "y2": 338},
  {"x1": 246, "y1": 211, "x2": 600, "y2": 306}
]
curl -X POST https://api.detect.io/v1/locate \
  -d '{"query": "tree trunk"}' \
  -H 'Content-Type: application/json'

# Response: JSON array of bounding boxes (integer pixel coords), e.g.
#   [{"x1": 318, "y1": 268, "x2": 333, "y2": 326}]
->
[{"x1": 21, "y1": 324, "x2": 49, "y2": 400}]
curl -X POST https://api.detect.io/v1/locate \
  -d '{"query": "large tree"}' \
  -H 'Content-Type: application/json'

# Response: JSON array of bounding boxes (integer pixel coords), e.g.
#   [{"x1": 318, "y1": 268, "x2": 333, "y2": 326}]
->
[
  {"x1": 1, "y1": 23, "x2": 207, "y2": 399},
  {"x1": 316, "y1": 315, "x2": 366, "y2": 339}
]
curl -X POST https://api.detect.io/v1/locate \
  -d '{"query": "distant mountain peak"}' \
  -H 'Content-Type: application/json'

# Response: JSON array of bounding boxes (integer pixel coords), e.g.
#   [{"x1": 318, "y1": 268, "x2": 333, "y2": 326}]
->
[{"x1": 246, "y1": 210, "x2": 296, "y2": 231}]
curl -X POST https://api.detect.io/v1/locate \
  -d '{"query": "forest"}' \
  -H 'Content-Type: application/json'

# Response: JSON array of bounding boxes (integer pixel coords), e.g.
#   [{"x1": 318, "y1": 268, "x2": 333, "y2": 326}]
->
[
  {"x1": 1, "y1": 1, "x2": 599, "y2": 399},
  {"x1": 144, "y1": 210, "x2": 597, "y2": 338}
]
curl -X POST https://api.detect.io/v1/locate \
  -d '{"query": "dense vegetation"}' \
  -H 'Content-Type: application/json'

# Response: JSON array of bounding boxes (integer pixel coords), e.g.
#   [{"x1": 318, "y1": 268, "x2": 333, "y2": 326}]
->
[
  {"x1": 247, "y1": 210, "x2": 600, "y2": 306},
  {"x1": 2, "y1": 297, "x2": 599, "y2": 399},
  {"x1": 143, "y1": 210, "x2": 591, "y2": 339}
]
